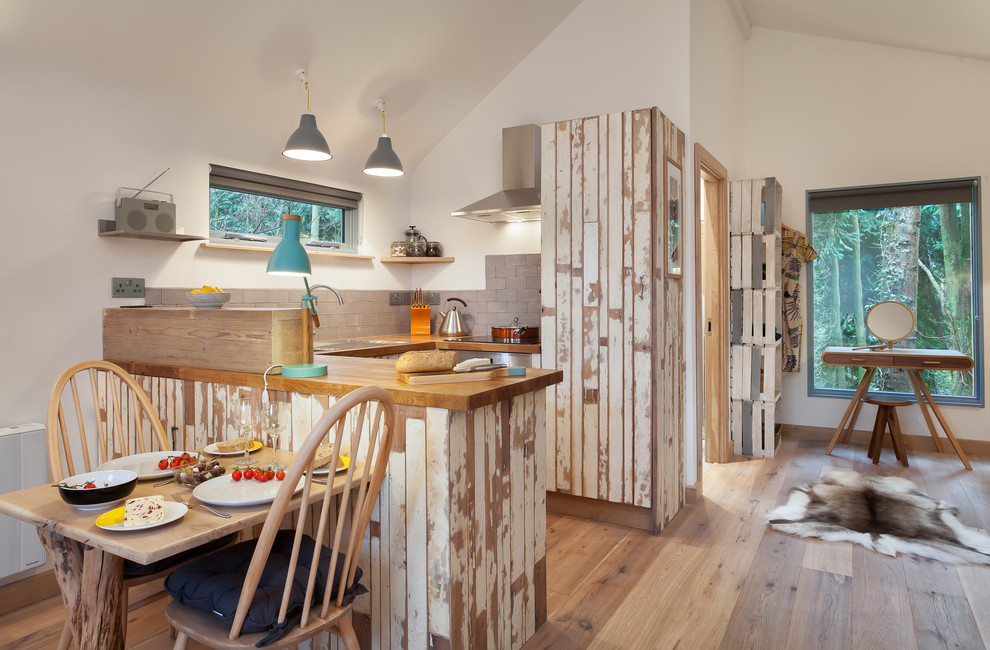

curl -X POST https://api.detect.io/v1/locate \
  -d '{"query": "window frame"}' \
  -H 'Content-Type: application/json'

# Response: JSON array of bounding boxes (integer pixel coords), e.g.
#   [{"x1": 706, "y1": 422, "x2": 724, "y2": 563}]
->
[
  {"x1": 208, "y1": 164, "x2": 361, "y2": 254},
  {"x1": 805, "y1": 176, "x2": 984, "y2": 407}
]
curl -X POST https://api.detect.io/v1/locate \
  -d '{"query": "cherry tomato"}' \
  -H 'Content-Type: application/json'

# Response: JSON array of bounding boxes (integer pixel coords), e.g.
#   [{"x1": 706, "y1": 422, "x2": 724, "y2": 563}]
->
[
  {"x1": 181, "y1": 452, "x2": 191, "y2": 460},
  {"x1": 169, "y1": 457, "x2": 182, "y2": 468},
  {"x1": 275, "y1": 471, "x2": 285, "y2": 481},
  {"x1": 243, "y1": 469, "x2": 254, "y2": 480},
  {"x1": 231, "y1": 470, "x2": 242, "y2": 481},
  {"x1": 258, "y1": 473, "x2": 269, "y2": 482},
  {"x1": 158, "y1": 459, "x2": 169, "y2": 470},
  {"x1": 83, "y1": 482, "x2": 96, "y2": 489}
]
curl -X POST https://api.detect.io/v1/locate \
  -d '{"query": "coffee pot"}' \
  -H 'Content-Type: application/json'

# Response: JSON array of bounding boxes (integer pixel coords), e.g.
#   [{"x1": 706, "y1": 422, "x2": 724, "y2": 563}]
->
[{"x1": 438, "y1": 297, "x2": 469, "y2": 337}]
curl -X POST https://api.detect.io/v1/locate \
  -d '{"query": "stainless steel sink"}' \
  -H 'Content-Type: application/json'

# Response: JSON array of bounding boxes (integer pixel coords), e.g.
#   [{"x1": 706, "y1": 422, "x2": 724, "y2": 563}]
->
[{"x1": 313, "y1": 339, "x2": 402, "y2": 353}]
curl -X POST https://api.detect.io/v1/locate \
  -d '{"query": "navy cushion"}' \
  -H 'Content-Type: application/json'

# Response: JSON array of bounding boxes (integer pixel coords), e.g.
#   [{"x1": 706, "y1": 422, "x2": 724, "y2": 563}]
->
[
  {"x1": 123, "y1": 533, "x2": 236, "y2": 578},
  {"x1": 164, "y1": 530, "x2": 366, "y2": 635}
]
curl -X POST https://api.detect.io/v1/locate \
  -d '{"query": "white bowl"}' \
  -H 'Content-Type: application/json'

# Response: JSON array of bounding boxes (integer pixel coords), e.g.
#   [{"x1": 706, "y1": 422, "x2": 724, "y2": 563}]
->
[{"x1": 185, "y1": 292, "x2": 231, "y2": 309}]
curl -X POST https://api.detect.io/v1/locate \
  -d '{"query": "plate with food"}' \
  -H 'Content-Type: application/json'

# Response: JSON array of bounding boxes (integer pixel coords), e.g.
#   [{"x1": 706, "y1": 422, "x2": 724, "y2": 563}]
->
[
  {"x1": 192, "y1": 472, "x2": 304, "y2": 507},
  {"x1": 95, "y1": 496, "x2": 187, "y2": 531},
  {"x1": 203, "y1": 439, "x2": 263, "y2": 456},
  {"x1": 97, "y1": 451, "x2": 198, "y2": 480},
  {"x1": 302, "y1": 443, "x2": 349, "y2": 476}
]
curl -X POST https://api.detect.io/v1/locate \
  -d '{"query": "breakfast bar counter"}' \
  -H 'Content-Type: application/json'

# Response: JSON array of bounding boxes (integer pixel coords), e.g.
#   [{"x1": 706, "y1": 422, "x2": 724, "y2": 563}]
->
[{"x1": 108, "y1": 355, "x2": 561, "y2": 650}]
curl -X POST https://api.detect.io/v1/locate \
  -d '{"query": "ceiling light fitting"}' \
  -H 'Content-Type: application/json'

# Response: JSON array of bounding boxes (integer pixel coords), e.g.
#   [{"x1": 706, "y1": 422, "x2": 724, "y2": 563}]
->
[
  {"x1": 363, "y1": 98, "x2": 404, "y2": 177},
  {"x1": 282, "y1": 68, "x2": 332, "y2": 162}
]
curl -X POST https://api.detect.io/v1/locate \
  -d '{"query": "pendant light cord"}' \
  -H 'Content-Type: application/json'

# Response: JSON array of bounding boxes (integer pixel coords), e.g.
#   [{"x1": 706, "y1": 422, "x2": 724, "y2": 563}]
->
[
  {"x1": 381, "y1": 108, "x2": 387, "y2": 135},
  {"x1": 305, "y1": 81, "x2": 311, "y2": 112}
]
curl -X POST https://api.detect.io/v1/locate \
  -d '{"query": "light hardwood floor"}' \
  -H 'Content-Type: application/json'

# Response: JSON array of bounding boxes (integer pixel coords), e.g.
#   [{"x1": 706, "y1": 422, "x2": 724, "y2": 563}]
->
[{"x1": 3, "y1": 433, "x2": 989, "y2": 649}]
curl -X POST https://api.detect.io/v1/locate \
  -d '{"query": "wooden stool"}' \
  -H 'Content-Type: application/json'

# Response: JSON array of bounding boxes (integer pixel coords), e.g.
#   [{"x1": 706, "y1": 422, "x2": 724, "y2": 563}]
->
[{"x1": 863, "y1": 397, "x2": 910, "y2": 467}]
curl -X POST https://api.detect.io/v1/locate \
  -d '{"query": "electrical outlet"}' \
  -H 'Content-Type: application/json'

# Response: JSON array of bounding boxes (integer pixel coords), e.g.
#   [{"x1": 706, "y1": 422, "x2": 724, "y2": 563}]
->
[
  {"x1": 389, "y1": 291, "x2": 410, "y2": 306},
  {"x1": 428, "y1": 292, "x2": 440, "y2": 305},
  {"x1": 112, "y1": 277, "x2": 145, "y2": 298}
]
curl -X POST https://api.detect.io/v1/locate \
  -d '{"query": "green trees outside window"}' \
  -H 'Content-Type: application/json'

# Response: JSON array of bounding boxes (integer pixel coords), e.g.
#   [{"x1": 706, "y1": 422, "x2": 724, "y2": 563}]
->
[
  {"x1": 209, "y1": 189, "x2": 344, "y2": 243},
  {"x1": 808, "y1": 178, "x2": 981, "y2": 403}
]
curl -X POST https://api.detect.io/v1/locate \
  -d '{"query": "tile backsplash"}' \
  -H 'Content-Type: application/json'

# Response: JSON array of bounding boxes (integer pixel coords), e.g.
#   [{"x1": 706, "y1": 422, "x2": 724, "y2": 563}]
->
[{"x1": 147, "y1": 254, "x2": 541, "y2": 341}]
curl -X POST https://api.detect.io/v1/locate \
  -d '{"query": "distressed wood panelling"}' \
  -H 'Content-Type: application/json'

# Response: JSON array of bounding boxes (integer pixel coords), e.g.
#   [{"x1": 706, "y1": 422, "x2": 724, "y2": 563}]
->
[
  {"x1": 728, "y1": 177, "x2": 783, "y2": 458},
  {"x1": 129, "y1": 374, "x2": 546, "y2": 649},
  {"x1": 541, "y1": 107, "x2": 686, "y2": 535}
]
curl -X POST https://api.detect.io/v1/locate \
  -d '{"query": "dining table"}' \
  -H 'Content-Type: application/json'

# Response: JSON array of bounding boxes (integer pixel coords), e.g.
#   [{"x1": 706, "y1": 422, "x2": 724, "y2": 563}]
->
[{"x1": 0, "y1": 446, "x2": 351, "y2": 650}]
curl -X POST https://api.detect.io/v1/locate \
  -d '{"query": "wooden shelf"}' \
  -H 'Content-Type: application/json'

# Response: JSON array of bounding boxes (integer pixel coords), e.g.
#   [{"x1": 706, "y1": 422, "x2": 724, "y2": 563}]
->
[
  {"x1": 98, "y1": 220, "x2": 205, "y2": 242},
  {"x1": 379, "y1": 257, "x2": 454, "y2": 264},
  {"x1": 199, "y1": 242, "x2": 374, "y2": 260}
]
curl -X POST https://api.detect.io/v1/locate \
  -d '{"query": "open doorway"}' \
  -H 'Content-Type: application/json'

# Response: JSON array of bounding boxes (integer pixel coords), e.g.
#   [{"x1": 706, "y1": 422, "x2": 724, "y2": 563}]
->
[{"x1": 694, "y1": 144, "x2": 731, "y2": 474}]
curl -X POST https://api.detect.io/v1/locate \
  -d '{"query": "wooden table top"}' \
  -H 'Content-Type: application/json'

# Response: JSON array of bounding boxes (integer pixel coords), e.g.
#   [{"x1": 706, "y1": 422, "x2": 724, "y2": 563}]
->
[
  {"x1": 115, "y1": 356, "x2": 563, "y2": 411},
  {"x1": 821, "y1": 347, "x2": 974, "y2": 371},
  {"x1": 0, "y1": 448, "x2": 345, "y2": 565}
]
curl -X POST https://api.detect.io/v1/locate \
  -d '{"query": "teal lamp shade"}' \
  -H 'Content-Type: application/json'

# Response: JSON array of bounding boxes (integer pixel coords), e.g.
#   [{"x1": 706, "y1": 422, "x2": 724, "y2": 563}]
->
[
  {"x1": 267, "y1": 214, "x2": 312, "y2": 276},
  {"x1": 363, "y1": 136, "x2": 404, "y2": 177},
  {"x1": 283, "y1": 113, "x2": 332, "y2": 161}
]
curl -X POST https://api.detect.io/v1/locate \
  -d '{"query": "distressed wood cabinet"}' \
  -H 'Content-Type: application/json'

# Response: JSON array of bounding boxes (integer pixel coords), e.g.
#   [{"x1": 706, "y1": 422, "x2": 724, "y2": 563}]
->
[{"x1": 540, "y1": 108, "x2": 686, "y2": 534}]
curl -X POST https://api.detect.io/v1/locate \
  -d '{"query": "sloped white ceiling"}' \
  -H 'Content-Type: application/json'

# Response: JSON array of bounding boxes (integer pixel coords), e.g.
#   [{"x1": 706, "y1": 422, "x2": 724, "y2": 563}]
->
[
  {"x1": 738, "y1": 0, "x2": 990, "y2": 61},
  {"x1": 0, "y1": 0, "x2": 582, "y2": 176}
]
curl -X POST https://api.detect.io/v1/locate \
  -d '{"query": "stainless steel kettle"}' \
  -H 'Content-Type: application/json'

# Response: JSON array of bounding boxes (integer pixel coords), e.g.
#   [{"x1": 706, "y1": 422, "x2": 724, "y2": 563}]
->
[{"x1": 438, "y1": 298, "x2": 469, "y2": 336}]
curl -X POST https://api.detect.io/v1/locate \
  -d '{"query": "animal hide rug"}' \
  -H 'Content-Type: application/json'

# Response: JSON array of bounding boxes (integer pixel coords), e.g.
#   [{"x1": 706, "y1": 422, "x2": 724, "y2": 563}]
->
[{"x1": 768, "y1": 469, "x2": 990, "y2": 565}]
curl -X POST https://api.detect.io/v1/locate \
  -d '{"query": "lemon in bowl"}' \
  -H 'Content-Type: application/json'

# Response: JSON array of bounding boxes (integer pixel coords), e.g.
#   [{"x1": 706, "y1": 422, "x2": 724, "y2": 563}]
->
[{"x1": 186, "y1": 286, "x2": 230, "y2": 309}]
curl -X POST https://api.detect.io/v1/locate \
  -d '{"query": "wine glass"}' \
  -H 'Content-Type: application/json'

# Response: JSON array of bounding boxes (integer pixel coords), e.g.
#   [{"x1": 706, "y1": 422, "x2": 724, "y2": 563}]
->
[
  {"x1": 262, "y1": 401, "x2": 285, "y2": 471},
  {"x1": 234, "y1": 397, "x2": 259, "y2": 467}
]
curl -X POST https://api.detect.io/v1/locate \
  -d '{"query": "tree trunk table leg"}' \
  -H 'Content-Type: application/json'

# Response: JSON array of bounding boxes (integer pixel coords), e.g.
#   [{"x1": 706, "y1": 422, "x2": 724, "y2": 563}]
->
[{"x1": 38, "y1": 526, "x2": 126, "y2": 650}]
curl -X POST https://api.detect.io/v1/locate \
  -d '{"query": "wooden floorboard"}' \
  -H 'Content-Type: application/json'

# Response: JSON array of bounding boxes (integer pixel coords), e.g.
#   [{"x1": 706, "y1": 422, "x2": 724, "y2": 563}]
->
[{"x1": 1, "y1": 432, "x2": 989, "y2": 649}]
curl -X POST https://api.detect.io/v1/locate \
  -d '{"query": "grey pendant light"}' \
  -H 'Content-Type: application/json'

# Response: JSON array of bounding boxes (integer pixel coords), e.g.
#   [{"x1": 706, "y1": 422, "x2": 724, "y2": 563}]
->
[
  {"x1": 363, "y1": 98, "x2": 404, "y2": 177},
  {"x1": 282, "y1": 69, "x2": 332, "y2": 162}
]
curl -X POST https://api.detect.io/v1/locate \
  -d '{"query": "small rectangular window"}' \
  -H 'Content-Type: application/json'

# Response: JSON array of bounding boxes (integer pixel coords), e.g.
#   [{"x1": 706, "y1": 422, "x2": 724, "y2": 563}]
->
[
  {"x1": 807, "y1": 177, "x2": 983, "y2": 406},
  {"x1": 208, "y1": 165, "x2": 361, "y2": 253}
]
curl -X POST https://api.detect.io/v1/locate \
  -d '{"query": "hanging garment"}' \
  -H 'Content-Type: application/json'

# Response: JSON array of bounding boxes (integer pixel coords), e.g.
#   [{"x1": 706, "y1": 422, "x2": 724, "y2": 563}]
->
[{"x1": 781, "y1": 226, "x2": 818, "y2": 372}]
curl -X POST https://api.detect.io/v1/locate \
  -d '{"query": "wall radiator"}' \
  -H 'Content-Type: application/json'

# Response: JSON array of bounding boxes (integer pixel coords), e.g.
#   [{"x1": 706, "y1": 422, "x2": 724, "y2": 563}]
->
[{"x1": 0, "y1": 424, "x2": 48, "y2": 580}]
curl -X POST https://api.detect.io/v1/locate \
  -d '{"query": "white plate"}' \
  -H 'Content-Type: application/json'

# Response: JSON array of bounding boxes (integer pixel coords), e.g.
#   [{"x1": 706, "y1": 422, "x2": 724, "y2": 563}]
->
[
  {"x1": 95, "y1": 501, "x2": 187, "y2": 531},
  {"x1": 203, "y1": 440, "x2": 263, "y2": 457},
  {"x1": 74, "y1": 498, "x2": 126, "y2": 512},
  {"x1": 97, "y1": 451, "x2": 198, "y2": 480},
  {"x1": 192, "y1": 474, "x2": 304, "y2": 507}
]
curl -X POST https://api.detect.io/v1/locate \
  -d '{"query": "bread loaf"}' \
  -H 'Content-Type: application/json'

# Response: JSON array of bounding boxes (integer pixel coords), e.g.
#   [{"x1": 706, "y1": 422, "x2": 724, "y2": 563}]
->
[
  {"x1": 313, "y1": 443, "x2": 335, "y2": 469},
  {"x1": 395, "y1": 350, "x2": 457, "y2": 373},
  {"x1": 215, "y1": 437, "x2": 248, "y2": 453}
]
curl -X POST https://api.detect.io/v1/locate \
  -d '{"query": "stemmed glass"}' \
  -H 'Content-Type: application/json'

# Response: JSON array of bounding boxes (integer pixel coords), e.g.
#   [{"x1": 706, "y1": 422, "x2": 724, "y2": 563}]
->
[
  {"x1": 262, "y1": 401, "x2": 285, "y2": 471},
  {"x1": 234, "y1": 397, "x2": 259, "y2": 467}
]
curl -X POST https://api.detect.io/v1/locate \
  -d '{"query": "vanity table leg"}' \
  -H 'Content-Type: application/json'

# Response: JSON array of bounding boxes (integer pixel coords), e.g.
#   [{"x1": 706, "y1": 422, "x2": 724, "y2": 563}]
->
[
  {"x1": 910, "y1": 370, "x2": 972, "y2": 470},
  {"x1": 826, "y1": 367, "x2": 876, "y2": 454},
  {"x1": 906, "y1": 371, "x2": 945, "y2": 453},
  {"x1": 37, "y1": 527, "x2": 126, "y2": 650}
]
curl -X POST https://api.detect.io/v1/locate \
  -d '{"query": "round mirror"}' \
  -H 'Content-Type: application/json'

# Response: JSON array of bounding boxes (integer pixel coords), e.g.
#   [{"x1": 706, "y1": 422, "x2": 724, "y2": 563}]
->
[{"x1": 865, "y1": 301, "x2": 915, "y2": 348}]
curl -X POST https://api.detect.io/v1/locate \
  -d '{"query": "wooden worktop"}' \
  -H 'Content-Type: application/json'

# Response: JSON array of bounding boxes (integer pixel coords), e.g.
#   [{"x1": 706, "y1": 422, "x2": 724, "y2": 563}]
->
[
  {"x1": 114, "y1": 356, "x2": 561, "y2": 412},
  {"x1": 315, "y1": 333, "x2": 541, "y2": 356}
]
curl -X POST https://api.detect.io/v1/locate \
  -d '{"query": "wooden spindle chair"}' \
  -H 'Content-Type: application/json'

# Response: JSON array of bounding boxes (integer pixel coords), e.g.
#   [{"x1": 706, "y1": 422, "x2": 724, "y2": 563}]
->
[
  {"x1": 46, "y1": 360, "x2": 228, "y2": 649},
  {"x1": 164, "y1": 385, "x2": 395, "y2": 649}
]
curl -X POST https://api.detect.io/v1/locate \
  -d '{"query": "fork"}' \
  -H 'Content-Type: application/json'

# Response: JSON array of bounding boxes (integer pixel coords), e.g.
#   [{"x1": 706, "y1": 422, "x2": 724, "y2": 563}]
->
[{"x1": 171, "y1": 492, "x2": 230, "y2": 518}]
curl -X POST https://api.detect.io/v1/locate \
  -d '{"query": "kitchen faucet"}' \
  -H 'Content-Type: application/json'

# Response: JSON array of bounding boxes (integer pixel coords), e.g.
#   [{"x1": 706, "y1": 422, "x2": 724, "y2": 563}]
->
[{"x1": 302, "y1": 278, "x2": 343, "y2": 327}]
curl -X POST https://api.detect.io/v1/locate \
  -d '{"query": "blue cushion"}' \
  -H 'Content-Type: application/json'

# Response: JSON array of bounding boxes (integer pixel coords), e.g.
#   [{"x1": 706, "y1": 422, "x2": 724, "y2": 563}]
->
[{"x1": 164, "y1": 530, "x2": 366, "y2": 635}]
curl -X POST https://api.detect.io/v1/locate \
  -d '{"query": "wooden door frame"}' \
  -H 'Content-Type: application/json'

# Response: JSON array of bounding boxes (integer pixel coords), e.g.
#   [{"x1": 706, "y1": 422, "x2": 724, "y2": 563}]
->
[{"x1": 694, "y1": 144, "x2": 731, "y2": 481}]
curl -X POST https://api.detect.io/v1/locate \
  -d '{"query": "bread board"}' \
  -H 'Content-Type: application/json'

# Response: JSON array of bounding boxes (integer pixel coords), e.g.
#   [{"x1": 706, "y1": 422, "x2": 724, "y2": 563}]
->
[{"x1": 397, "y1": 367, "x2": 509, "y2": 385}]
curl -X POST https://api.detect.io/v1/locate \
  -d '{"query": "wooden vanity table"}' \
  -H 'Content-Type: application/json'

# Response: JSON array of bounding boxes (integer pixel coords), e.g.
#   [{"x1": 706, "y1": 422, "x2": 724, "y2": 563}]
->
[{"x1": 821, "y1": 346, "x2": 974, "y2": 469}]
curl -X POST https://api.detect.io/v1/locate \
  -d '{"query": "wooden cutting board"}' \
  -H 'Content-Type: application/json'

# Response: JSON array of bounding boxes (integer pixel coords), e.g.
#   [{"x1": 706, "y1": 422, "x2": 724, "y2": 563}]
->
[{"x1": 396, "y1": 367, "x2": 509, "y2": 385}]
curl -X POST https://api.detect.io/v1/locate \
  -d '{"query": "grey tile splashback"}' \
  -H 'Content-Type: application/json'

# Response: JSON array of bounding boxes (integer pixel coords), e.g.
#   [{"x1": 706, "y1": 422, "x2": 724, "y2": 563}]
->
[{"x1": 147, "y1": 254, "x2": 542, "y2": 340}]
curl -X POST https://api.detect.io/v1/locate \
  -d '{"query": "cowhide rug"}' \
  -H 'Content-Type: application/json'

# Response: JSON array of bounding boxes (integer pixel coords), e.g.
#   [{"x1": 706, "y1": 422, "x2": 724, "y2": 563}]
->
[{"x1": 768, "y1": 469, "x2": 990, "y2": 565}]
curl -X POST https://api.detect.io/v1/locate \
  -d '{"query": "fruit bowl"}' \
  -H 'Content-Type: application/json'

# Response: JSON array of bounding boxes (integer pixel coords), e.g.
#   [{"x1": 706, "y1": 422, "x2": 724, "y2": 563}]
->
[
  {"x1": 186, "y1": 291, "x2": 230, "y2": 309},
  {"x1": 56, "y1": 470, "x2": 138, "y2": 509}
]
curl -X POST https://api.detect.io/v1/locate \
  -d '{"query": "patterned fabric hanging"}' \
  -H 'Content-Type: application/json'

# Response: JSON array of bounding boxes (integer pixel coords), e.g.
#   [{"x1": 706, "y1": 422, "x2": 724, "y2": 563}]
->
[{"x1": 781, "y1": 225, "x2": 818, "y2": 372}]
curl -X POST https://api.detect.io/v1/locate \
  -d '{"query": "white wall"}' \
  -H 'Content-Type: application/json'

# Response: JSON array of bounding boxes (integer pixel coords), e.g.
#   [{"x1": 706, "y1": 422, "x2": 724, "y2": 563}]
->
[
  {"x1": 744, "y1": 28, "x2": 990, "y2": 442},
  {"x1": 0, "y1": 11, "x2": 411, "y2": 428}
]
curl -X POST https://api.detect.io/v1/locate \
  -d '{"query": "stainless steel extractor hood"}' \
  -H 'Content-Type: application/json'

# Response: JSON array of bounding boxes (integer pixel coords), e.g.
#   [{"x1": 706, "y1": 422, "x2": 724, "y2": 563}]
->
[{"x1": 452, "y1": 124, "x2": 541, "y2": 223}]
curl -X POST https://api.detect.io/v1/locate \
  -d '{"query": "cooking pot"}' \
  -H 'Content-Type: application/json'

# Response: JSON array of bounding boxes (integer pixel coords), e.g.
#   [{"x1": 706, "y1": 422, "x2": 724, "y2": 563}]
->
[{"x1": 491, "y1": 318, "x2": 539, "y2": 341}]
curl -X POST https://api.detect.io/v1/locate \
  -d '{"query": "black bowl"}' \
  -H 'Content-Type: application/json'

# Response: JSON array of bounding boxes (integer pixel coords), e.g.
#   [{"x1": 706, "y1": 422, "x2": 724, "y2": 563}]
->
[{"x1": 57, "y1": 470, "x2": 138, "y2": 509}]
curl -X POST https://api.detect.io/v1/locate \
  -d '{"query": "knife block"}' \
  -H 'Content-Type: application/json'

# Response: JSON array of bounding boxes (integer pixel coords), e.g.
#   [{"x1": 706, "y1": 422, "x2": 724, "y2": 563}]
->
[{"x1": 410, "y1": 305, "x2": 431, "y2": 335}]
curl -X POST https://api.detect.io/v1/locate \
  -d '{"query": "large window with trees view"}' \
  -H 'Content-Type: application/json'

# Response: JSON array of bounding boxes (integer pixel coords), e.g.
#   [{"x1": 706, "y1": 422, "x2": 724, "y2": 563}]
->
[
  {"x1": 807, "y1": 178, "x2": 983, "y2": 405},
  {"x1": 208, "y1": 165, "x2": 361, "y2": 253}
]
